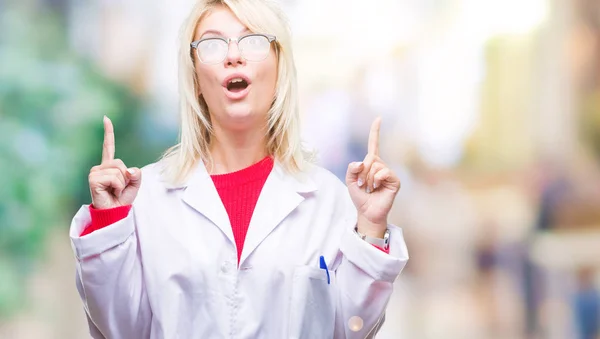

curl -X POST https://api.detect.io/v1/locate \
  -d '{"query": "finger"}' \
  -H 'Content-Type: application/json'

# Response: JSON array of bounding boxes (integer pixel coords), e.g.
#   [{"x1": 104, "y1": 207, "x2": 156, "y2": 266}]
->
[
  {"x1": 345, "y1": 162, "x2": 364, "y2": 186},
  {"x1": 109, "y1": 168, "x2": 127, "y2": 191},
  {"x1": 98, "y1": 158, "x2": 127, "y2": 170},
  {"x1": 106, "y1": 174, "x2": 126, "y2": 197},
  {"x1": 97, "y1": 159, "x2": 129, "y2": 186},
  {"x1": 103, "y1": 168, "x2": 127, "y2": 191},
  {"x1": 102, "y1": 115, "x2": 115, "y2": 163},
  {"x1": 90, "y1": 165, "x2": 102, "y2": 173},
  {"x1": 358, "y1": 154, "x2": 377, "y2": 188},
  {"x1": 90, "y1": 172, "x2": 126, "y2": 197},
  {"x1": 100, "y1": 158, "x2": 128, "y2": 177},
  {"x1": 366, "y1": 162, "x2": 385, "y2": 193},
  {"x1": 367, "y1": 117, "x2": 382, "y2": 156},
  {"x1": 125, "y1": 167, "x2": 142, "y2": 189},
  {"x1": 90, "y1": 168, "x2": 127, "y2": 195},
  {"x1": 374, "y1": 167, "x2": 401, "y2": 193},
  {"x1": 373, "y1": 167, "x2": 392, "y2": 191}
]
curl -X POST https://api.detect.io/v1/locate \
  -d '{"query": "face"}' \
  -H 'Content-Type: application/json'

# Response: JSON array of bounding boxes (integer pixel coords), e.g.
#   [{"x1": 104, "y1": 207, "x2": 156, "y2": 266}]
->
[{"x1": 193, "y1": 6, "x2": 278, "y2": 132}]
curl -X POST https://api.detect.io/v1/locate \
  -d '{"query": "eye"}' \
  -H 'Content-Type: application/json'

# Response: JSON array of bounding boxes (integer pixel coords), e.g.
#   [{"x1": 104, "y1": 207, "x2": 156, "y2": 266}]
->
[
  {"x1": 205, "y1": 40, "x2": 221, "y2": 50},
  {"x1": 243, "y1": 35, "x2": 267, "y2": 48}
]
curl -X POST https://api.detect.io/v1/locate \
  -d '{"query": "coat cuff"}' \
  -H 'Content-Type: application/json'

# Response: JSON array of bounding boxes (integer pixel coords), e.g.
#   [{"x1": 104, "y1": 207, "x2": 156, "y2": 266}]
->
[
  {"x1": 340, "y1": 224, "x2": 408, "y2": 283},
  {"x1": 70, "y1": 205, "x2": 135, "y2": 260},
  {"x1": 80, "y1": 204, "x2": 132, "y2": 236}
]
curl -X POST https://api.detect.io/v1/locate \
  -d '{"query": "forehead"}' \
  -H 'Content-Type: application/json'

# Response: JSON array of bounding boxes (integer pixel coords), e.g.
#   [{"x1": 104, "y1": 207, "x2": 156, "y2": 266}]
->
[{"x1": 195, "y1": 6, "x2": 249, "y2": 38}]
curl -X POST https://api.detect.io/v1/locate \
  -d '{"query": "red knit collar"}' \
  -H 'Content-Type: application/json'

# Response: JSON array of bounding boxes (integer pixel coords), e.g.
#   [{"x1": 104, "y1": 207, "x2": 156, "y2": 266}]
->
[{"x1": 210, "y1": 156, "x2": 274, "y2": 189}]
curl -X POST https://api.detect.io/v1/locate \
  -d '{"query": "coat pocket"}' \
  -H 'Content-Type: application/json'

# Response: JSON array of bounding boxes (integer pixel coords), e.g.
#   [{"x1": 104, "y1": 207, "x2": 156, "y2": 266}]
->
[{"x1": 288, "y1": 265, "x2": 336, "y2": 339}]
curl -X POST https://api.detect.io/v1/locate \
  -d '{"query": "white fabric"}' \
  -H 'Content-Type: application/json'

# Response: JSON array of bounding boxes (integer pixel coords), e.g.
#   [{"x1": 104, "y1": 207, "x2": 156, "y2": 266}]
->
[{"x1": 70, "y1": 161, "x2": 408, "y2": 339}]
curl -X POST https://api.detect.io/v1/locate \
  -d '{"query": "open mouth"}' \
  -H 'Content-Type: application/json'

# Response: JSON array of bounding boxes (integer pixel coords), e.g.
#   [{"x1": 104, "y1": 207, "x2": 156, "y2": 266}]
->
[{"x1": 226, "y1": 78, "x2": 249, "y2": 92}]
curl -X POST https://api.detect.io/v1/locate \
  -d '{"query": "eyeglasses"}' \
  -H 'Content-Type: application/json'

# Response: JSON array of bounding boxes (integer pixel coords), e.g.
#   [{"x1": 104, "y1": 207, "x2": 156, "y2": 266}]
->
[{"x1": 190, "y1": 33, "x2": 276, "y2": 64}]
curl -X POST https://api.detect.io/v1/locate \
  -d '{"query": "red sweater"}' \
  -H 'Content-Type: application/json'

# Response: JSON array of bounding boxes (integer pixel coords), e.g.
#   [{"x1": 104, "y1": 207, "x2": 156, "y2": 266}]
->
[
  {"x1": 81, "y1": 157, "x2": 389, "y2": 258},
  {"x1": 210, "y1": 156, "x2": 274, "y2": 262}
]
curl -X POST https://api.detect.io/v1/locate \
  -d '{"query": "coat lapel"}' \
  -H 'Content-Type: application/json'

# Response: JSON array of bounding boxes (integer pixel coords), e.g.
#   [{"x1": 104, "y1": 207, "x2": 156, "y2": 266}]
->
[
  {"x1": 180, "y1": 161, "x2": 235, "y2": 245},
  {"x1": 239, "y1": 162, "x2": 316, "y2": 267},
  {"x1": 169, "y1": 160, "x2": 317, "y2": 265}
]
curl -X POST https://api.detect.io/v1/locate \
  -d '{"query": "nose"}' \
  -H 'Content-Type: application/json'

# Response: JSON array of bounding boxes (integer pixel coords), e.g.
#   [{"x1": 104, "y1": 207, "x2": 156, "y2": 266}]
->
[{"x1": 224, "y1": 39, "x2": 245, "y2": 67}]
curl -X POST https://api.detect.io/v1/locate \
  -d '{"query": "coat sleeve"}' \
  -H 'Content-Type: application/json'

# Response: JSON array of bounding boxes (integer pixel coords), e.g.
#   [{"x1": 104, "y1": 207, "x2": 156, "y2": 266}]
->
[
  {"x1": 334, "y1": 224, "x2": 408, "y2": 338},
  {"x1": 70, "y1": 204, "x2": 152, "y2": 339},
  {"x1": 332, "y1": 197, "x2": 409, "y2": 338}
]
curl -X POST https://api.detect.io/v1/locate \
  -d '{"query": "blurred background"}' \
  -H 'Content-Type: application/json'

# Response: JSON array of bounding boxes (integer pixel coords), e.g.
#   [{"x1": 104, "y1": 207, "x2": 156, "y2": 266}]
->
[{"x1": 1, "y1": 0, "x2": 599, "y2": 338}]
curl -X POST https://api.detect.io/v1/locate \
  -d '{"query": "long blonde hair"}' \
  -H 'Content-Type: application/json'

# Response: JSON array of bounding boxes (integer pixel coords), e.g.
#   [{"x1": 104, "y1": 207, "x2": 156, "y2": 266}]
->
[{"x1": 159, "y1": 0, "x2": 310, "y2": 186}]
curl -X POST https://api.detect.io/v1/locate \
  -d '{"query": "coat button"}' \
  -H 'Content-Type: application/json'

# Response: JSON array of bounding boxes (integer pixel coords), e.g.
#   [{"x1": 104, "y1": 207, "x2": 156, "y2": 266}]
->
[
  {"x1": 348, "y1": 316, "x2": 364, "y2": 331},
  {"x1": 221, "y1": 262, "x2": 230, "y2": 273}
]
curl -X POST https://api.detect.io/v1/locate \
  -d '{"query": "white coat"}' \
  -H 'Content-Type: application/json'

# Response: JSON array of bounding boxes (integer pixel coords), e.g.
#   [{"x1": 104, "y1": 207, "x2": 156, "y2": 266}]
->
[{"x1": 69, "y1": 160, "x2": 409, "y2": 339}]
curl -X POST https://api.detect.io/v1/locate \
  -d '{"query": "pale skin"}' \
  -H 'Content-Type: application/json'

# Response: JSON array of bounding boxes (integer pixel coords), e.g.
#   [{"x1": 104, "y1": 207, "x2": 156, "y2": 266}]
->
[
  {"x1": 88, "y1": 7, "x2": 401, "y2": 240},
  {"x1": 88, "y1": 116, "x2": 141, "y2": 211},
  {"x1": 193, "y1": 8, "x2": 278, "y2": 174},
  {"x1": 346, "y1": 116, "x2": 401, "y2": 238}
]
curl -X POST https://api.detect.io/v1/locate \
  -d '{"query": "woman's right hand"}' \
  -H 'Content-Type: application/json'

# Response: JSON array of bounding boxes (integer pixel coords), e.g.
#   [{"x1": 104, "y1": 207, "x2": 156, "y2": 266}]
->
[{"x1": 89, "y1": 116, "x2": 142, "y2": 210}]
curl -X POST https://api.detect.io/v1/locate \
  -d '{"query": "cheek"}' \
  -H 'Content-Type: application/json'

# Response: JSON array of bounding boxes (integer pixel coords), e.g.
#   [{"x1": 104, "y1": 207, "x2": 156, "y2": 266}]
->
[
  {"x1": 257, "y1": 55, "x2": 278, "y2": 94},
  {"x1": 195, "y1": 66, "x2": 219, "y2": 95}
]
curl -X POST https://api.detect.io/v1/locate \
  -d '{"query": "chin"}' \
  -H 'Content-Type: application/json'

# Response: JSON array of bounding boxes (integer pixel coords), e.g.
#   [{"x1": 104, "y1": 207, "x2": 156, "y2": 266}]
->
[{"x1": 223, "y1": 106, "x2": 260, "y2": 130}]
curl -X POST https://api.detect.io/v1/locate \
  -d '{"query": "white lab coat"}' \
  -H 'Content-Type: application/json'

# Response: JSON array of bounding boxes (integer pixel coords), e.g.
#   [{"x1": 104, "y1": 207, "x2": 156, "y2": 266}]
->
[{"x1": 69, "y1": 160, "x2": 409, "y2": 339}]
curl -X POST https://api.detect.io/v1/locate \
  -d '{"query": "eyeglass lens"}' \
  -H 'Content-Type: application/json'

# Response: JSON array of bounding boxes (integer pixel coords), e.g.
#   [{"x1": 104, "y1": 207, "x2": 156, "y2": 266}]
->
[{"x1": 197, "y1": 35, "x2": 271, "y2": 64}]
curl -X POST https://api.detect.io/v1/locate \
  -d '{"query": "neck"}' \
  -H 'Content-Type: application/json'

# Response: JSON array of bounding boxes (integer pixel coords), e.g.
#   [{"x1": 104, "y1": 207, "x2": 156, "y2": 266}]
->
[{"x1": 208, "y1": 122, "x2": 269, "y2": 175}]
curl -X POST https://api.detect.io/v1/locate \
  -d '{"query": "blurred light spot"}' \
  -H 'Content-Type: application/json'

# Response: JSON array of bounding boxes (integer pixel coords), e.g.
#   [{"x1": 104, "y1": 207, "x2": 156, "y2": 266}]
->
[
  {"x1": 465, "y1": 0, "x2": 549, "y2": 36},
  {"x1": 348, "y1": 316, "x2": 363, "y2": 332}
]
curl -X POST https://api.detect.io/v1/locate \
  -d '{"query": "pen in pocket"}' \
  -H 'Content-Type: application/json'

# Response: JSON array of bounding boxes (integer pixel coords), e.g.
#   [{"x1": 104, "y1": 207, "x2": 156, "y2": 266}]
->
[{"x1": 319, "y1": 255, "x2": 330, "y2": 285}]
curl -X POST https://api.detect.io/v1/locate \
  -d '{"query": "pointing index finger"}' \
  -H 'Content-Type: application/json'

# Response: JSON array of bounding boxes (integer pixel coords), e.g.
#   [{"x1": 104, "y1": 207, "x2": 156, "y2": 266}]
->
[
  {"x1": 368, "y1": 117, "x2": 382, "y2": 156},
  {"x1": 102, "y1": 115, "x2": 115, "y2": 163}
]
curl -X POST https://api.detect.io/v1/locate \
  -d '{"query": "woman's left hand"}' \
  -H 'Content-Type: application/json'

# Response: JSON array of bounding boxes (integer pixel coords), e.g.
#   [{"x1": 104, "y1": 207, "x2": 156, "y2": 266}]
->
[{"x1": 345, "y1": 117, "x2": 401, "y2": 238}]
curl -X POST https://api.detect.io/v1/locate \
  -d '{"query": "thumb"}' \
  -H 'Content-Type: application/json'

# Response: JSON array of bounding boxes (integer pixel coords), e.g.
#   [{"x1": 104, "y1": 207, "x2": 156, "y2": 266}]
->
[
  {"x1": 345, "y1": 162, "x2": 363, "y2": 186},
  {"x1": 126, "y1": 167, "x2": 142, "y2": 188}
]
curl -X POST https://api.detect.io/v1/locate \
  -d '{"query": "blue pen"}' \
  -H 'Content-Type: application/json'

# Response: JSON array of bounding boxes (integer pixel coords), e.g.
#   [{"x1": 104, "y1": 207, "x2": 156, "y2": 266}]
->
[{"x1": 319, "y1": 255, "x2": 330, "y2": 285}]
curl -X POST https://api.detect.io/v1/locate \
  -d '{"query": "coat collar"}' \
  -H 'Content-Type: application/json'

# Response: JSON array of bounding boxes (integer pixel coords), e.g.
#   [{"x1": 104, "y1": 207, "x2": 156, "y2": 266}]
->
[{"x1": 165, "y1": 160, "x2": 317, "y2": 267}]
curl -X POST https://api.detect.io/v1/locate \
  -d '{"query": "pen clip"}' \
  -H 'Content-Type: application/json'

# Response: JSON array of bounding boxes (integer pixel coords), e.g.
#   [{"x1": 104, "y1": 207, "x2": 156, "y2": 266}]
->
[{"x1": 319, "y1": 255, "x2": 330, "y2": 285}]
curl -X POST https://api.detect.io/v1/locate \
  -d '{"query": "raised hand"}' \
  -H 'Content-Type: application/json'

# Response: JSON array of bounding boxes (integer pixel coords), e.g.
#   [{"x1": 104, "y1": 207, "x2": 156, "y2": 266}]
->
[
  {"x1": 345, "y1": 117, "x2": 401, "y2": 238},
  {"x1": 88, "y1": 116, "x2": 142, "y2": 209}
]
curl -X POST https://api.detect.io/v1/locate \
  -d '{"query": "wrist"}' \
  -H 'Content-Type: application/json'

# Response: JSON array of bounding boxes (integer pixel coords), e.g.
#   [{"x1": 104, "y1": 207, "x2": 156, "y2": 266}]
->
[
  {"x1": 355, "y1": 226, "x2": 390, "y2": 250},
  {"x1": 356, "y1": 214, "x2": 387, "y2": 238}
]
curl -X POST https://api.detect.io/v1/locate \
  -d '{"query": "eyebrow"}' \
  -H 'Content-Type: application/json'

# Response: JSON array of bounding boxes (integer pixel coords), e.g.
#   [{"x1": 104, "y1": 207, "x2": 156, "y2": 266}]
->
[{"x1": 199, "y1": 28, "x2": 252, "y2": 39}]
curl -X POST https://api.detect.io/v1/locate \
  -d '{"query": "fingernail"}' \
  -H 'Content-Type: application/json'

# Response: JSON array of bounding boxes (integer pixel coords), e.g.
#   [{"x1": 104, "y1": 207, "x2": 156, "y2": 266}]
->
[
  {"x1": 373, "y1": 182, "x2": 378, "y2": 189},
  {"x1": 357, "y1": 178, "x2": 364, "y2": 187},
  {"x1": 366, "y1": 187, "x2": 371, "y2": 194},
  {"x1": 127, "y1": 168, "x2": 135, "y2": 175}
]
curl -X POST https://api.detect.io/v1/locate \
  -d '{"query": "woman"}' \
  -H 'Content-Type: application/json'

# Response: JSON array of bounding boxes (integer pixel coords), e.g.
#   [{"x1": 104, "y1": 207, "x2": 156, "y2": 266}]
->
[{"x1": 70, "y1": 0, "x2": 408, "y2": 338}]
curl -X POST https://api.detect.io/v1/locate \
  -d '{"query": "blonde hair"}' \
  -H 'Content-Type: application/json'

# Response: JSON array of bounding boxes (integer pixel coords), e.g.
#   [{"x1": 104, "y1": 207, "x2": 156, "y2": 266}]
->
[{"x1": 159, "y1": 0, "x2": 311, "y2": 185}]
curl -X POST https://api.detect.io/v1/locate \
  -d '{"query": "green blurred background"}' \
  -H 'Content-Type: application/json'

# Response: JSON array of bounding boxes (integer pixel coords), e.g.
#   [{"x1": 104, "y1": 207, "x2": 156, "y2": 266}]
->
[
  {"x1": 1, "y1": 0, "x2": 600, "y2": 338},
  {"x1": 0, "y1": 0, "x2": 173, "y2": 327}
]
